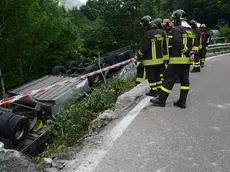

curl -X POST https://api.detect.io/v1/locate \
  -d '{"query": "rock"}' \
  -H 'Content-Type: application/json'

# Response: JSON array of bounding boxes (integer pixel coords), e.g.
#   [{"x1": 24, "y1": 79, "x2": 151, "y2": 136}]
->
[
  {"x1": 44, "y1": 158, "x2": 53, "y2": 164},
  {"x1": 88, "y1": 110, "x2": 116, "y2": 135},
  {"x1": 115, "y1": 80, "x2": 149, "y2": 112},
  {"x1": 52, "y1": 160, "x2": 66, "y2": 170},
  {"x1": 0, "y1": 142, "x2": 4, "y2": 149},
  {"x1": 44, "y1": 167, "x2": 59, "y2": 172},
  {"x1": 0, "y1": 148, "x2": 37, "y2": 172}
]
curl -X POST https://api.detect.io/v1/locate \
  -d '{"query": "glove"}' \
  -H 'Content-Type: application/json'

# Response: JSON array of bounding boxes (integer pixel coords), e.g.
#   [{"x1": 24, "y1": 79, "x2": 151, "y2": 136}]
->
[
  {"x1": 184, "y1": 49, "x2": 191, "y2": 57},
  {"x1": 189, "y1": 51, "x2": 195, "y2": 55},
  {"x1": 137, "y1": 61, "x2": 143, "y2": 67},
  {"x1": 189, "y1": 51, "x2": 195, "y2": 61},
  {"x1": 137, "y1": 53, "x2": 142, "y2": 62}
]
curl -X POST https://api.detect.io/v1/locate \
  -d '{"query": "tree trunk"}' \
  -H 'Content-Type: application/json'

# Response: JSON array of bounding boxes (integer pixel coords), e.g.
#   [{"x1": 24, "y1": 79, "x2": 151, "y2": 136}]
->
[
  {"x1": 0, "y1": 69, "x2": 6, "y2": 98},
  {"x1": 19, "y1": 56, "x2": 23, "y2": 75}
]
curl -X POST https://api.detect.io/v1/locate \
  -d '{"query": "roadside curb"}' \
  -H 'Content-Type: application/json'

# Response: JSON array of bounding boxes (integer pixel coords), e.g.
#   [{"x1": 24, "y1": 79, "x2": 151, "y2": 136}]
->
[
  {"x1": 115, "y1": 80, "x2": 150, "y2": 114},
  {"x1": 207, "y1": 50, "x2": 230, "y2": 57}
]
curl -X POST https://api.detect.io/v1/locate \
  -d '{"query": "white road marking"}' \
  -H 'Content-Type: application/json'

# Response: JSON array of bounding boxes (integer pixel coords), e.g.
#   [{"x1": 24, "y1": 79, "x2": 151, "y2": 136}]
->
[
  {"x1": 206, "y1": 52, "x2": 230, "y2": 61},
  {"x1": 63, "y1": 96, "x2": 152, "y2": 172},
  {"x1": 62, "y1": 52, "x2": 230, "y2": 172}
]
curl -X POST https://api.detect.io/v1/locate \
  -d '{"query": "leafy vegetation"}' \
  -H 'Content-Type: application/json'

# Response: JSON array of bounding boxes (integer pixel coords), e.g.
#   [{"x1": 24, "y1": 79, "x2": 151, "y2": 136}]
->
[
  {"x1": 219, "y1": 24, "x2": 230, "y2": 42},
  {"x1": 1, "y1": 0, "x2": 229, "y2": 94},
  {"x1": 34, "y1": 77, "x2": 135, "y2": 163}
]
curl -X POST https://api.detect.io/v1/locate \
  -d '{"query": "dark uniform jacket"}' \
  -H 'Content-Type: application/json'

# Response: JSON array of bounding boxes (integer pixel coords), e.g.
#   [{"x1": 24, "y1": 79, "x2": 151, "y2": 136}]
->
[
  {"x1": 201, "y1": 31, "x2": 211, "y2": 48},
  {"x1": 192, "y1": 27, "x2": 202, "y2": 49},
  {"x1": 138, "y1": 28, "x2": 166, "y2": 66},
  {"x1": 169, "y1": 25, "x2": 198, "y2": 65}
]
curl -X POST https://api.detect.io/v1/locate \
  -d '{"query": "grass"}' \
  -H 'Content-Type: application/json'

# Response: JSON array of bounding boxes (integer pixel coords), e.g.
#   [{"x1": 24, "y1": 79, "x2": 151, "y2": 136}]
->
[{"x1": 34, "y1": 77, "x2": 135, "y2": 164}]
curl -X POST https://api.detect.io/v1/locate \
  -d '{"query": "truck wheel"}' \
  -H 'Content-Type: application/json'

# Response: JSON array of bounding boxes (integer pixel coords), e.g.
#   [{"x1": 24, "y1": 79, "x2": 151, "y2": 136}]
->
[
  {"x1": 5, "y1": 115, "x2": 29, "y2": 145},
  {"x1": 0, "y1": 111, "x2": 29, "y2": 146},
  {"x1": 84, "y1": 64, "x2": 101, "y2": 86},
  {"x1": 0, "y1": 111, "x2": 13, "y2": 135},
  {"x1": 51, "y1": 65, "x2": 67, "y2": 75},
  {"x1": 65, "y1": 61, "x2": 78, "y2": 70},
  {"x1": 104, "y1": 53, "x2": 118, "y2": 66},
  {"x1": 81, "y1": 58, "x2": 92, "y2": 67}
]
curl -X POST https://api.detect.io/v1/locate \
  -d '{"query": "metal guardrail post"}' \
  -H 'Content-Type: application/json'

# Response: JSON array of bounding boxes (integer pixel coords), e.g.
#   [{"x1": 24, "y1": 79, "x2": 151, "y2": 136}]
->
[
  {"x1": 207, "y1": 42, "x2": 230, "y2": 54},
  {"x1": 0, "y1": 142, "x2": 4, "y2": 149}
]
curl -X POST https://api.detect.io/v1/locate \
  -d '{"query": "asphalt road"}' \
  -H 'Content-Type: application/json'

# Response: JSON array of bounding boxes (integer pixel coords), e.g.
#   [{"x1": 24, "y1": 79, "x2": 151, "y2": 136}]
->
[{"x1": 63, "y1": 53, "x2": 230, "y2": 172}]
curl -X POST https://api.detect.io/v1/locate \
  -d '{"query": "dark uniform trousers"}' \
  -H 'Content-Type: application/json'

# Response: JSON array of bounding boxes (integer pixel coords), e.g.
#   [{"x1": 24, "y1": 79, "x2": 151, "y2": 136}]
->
[
  {"x1": 200, "y1": 31, "x2": 210, "y2": 66},
  {"x1": 135, "y1": 64, "x2": 146, "y2": 85},
  {"x1": 193, "y1": 52, "x2": 201, "y2": 69},
  {"x1": 192, "y1": 27, "x2": 202, "y2": 70},
  {"x1": 160, "y1": 64, "x2": 190, "y2": 102},
  {"x1": 200, "y1": 47, "x2": 207, "y2": 65},
  {"x1": 145, "y1": 65, "x2": 162, "y2": 92}
]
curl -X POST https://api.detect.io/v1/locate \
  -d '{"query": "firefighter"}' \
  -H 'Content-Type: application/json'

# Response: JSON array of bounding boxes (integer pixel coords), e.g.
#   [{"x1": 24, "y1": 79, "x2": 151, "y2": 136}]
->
[
  {"x1": 189, "y1": 20, "x2": 202, "y2": 73},
  {"x1": 161, "y1": 18, "x2": 182, "y2": 83},
  {"x1": 150, "y1": 9, "x2": 198, "y2": 108},
  {"x1": 200, "y1": 24, "x2": 211, "y2": 67},
  {"x1": 137, "y1": 16, "x2": 166, "y2": 97},
  {"x1": 152, "y1": 18, "x2": 167, "y2": 84}
]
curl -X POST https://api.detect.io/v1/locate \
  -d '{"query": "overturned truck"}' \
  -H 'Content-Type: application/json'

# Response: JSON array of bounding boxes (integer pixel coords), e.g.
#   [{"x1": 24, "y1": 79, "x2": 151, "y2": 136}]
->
[
  {"x1": 0, "y1": 46, "x2": 133, "y2": 156},
  {"x1": 51, "y1": 46, "x2": 133, "y2": 85}
]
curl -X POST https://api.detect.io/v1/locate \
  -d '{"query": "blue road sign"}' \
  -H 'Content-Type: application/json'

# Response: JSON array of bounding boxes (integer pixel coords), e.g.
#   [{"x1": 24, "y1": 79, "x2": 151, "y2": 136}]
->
[{"x1": 218, "y1": 19, "x2": 227, "y2": 27}]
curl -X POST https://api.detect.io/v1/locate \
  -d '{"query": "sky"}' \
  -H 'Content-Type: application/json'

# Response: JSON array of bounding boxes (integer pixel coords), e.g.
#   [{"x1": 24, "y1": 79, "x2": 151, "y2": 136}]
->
[
  {"x1": 79, "y1": 0, "x2": 87, "y2": 4},
  {"x1": 58, "y1": 0, "x2": 87, "y2": 9}
]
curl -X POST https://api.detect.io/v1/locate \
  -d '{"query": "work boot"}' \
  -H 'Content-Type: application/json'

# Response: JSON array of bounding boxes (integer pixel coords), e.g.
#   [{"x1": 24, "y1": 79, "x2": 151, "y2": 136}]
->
[
  {"x1": 150, "y1": 91, "x2": 169, "y2": 107},
  {"x1": 174, "y1": 90, "x2": 188, "y2": 109},
  {"x1": 191, "y1": 67, "x2": 200, "y2": 73},
  {"x1": 150, "y1": 98, "x2": 166, "y2": 107},
  {"x1": 174, "y1": 100, "x2": 186, "y2": 109},
  {"x1": 146, "y1": 90, "x2": 158, "y2": 97},
  {"x1": 200, "y1": 63, "x2": 204, "y2": 68}
]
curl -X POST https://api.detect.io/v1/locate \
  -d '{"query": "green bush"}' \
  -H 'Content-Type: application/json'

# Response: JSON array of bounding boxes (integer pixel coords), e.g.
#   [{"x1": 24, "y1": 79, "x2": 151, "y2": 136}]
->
[
  {"x1": 34, "y1": 78, "x2": 135, "y2": 161},
  {"x1": 219, "y1": 24, "x2": 230, "y2": 42}
]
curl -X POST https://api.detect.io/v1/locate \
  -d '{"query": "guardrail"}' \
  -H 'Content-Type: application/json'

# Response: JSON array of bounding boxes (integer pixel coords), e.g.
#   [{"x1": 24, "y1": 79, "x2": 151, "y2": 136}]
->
[
  {"x1": 208, "y1": 43, "x2": 230, "y2": 50},
  {"x1": 210, "y1": 37, "x2": 227, "y2": 44}
]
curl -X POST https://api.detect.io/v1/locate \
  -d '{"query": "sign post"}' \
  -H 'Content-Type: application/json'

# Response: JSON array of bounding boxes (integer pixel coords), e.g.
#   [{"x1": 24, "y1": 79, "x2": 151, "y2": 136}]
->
[{"x1": 218, "y1": 19, "x2": 227, "y2": 27}]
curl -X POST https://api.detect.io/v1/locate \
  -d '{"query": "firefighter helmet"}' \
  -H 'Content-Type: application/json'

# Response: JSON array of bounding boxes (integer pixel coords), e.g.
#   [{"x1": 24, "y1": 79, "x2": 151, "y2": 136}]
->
[
  {"x1": 151, "y1": 18, "x2": 163, "y2": 29},
  {"x1": 189, "y1": 19, "x2": 198, "y2": 29},
  {"x1": 140, "y1": 15, "x2": 152, "y2": 28},
  {"x1": 171, "y1": 9, "x2": 186, "y2": 21},
  {"x1": 200, "y1": 24, "x2": 206, "y2": 28}
]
